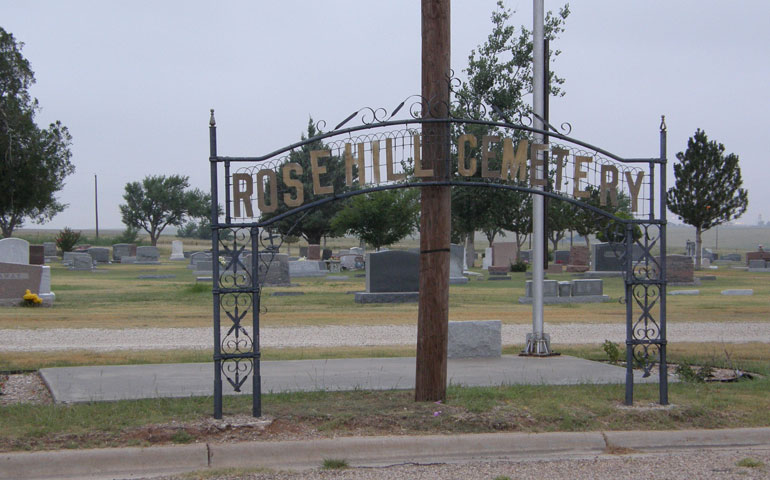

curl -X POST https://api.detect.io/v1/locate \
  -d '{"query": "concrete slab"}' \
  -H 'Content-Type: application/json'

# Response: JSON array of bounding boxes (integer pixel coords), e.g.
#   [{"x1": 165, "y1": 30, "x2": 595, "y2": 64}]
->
[{"x1": 40, "y1": 355, "x2": 660, "y2": 404}]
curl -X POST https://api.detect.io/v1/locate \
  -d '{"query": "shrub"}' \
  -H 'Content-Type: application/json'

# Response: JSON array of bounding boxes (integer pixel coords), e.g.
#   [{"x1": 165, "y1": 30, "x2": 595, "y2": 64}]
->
[
  {"x1": 55, "y1": 227, "x2": 81, "y2": 253},
  {"x1": 602, "y1": 340, "x2": 621, "y2": 364},
  {"x1": 114, "y1": 226, "x2": 140, "y2": 244},
  {"x1": 510, "y1": 260, "x2": 528, "y2": 272},
  {"x1": 675, "y1": 362, "x2": 713, "y2": 383}
]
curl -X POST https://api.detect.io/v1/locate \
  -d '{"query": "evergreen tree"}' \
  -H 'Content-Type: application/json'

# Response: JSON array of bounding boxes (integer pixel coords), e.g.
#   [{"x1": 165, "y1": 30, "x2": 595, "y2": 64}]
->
[
  {"x1": 260, "y1": 118, "x2": 349, "y2": 244},
  {"x1": 667, "y1": 129, "x2": 748, "y2": 269}
]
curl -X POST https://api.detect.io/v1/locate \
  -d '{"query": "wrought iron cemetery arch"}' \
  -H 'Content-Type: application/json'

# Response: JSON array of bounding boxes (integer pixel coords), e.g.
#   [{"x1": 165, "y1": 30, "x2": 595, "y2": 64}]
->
[{"x1": 208, "y1": 100, "x2": 669, "y2": 419}]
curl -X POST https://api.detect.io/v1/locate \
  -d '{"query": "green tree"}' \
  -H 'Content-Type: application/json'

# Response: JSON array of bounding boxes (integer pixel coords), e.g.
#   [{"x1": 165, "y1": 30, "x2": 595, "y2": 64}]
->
[
  {"x1": 119, "y1": 174, "x2": 209, "y2": 246},
  {"x1": 260, "y1": 118, "x2": 350, "y2": 244},
  {"x1": 0, "y1": 27, "x2": 75, "y2": 237},
  {"x1": 667, "y1": 129, "x2": 748, "y2": 269},
  {"x1": 451, "y1": 1, "x2": 569, "y2": 254},
  {"x1": 331, "y1": 189, "x2": 420, "y2": 251}
]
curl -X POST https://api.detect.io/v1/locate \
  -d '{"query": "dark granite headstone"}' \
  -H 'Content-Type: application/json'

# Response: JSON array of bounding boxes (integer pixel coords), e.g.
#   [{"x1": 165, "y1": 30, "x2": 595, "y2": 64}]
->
[
  {"x1": 299, "y1": 246, "x2": 308, "y2": 258},
  {"x1": 29, "y1": 245, "x2": 45, "y2": 265},
  {"x1": 591, "y1": 243, "x2": 624, "y2": 271},
  {"x1": 365, "y1": 250, "x2": 419, "y2": 293},
  {"x1": 322, "y1": 248, "x2": 333, "y2": 260},
  {"x1": 553, "y1": 250, "x2": 570, "y2": 264}
]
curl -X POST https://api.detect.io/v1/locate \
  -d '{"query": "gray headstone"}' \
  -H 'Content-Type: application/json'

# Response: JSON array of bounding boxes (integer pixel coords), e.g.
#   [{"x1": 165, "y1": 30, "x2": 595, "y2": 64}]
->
[
  {"x1": 86, "y1": 247, "x2": 110, "y2": 263},
  {"x1": 256, "y1": 253, "x2": 291, "y2": 286},
  {"x1": 447, "y1": 320, "x2": 502, "y2": 358},
  {"x1": 0, "y1": 238, "x2": 30, "y2": 264},
  {"x1": 62, "y1": 252, "x2": 77, "y2": 266},
  {"x1": 519, "y1": 250, "x2": 531, "y2": 263},
  {"x1": 242, "y1": 253, "x2": 291, "y2": 286},
  {"x1": 722, "y1": 253, "x2": 741, "y2": 262},
  {"x1": 571, "y1": 279, "x2": 603, "y2": 296},
  {"x1": 136, "y1": 246, "x2": 160, "y2": 264},
  {"x1": 121, "y1": 256, "x2": 136, "y2": 264},
  {"x1": 289, "y1": 260, "x2": 327, "y2": 277},
  {"x1": 558, "y1": 281, "x2": 571, "y2": 297},
  {"x1": 748, "y1": 259, "x2": 766, "y2": 269},
  {"x1": 340, "y1": 253, "x2": 363, "y2": 270},
  {"x1": 43, "y1": 242, "x2": 57, "y2": 257},
  {"x1": 71, "y1": 253, "x2": 94, "y2": 271},
  {"x1": 525, "y1": 279, "x2": 558, "y2": 297},
  {"x1": 721, "y1": 289, "x2": 753, "y2": 296},
  {"x1": 670, "y1": 290, "x2": 700, "y2": 295},
  {"x1": 449, "y1": 244, "x2": 468, "y2": 284},
  {"x1": 188, "y1": 251, "x2": 211, "y2": 269},
  {"x1": 112, "y1": 243, "x2": 137, "y2": 262},
  {"x1": 366, "y1": 250, "x2": 419, "y2": 293},
  {"x1": 169, "y1": 240, "x2": 185, "y2": 261},
  {"x1": 193, "y1": 260, "x2": 213, "y2": 275}
]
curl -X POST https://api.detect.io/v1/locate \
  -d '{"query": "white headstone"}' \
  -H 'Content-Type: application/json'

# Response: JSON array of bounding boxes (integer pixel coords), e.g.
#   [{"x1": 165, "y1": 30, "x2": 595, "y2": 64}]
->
[
  {"x1": 170, "y1": 240, "x2": 185, "y2": 260},
  {"x1": 482, "y1": 247, "x2": 492, "y2": 269},
  {"x1": 0, "y1": 238, "x2": 30, "y2": 264}
]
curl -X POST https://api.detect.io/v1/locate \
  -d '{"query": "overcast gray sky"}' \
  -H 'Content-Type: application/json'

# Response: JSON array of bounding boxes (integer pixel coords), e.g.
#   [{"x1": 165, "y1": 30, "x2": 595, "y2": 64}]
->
[{"x1": 2, "y1": 0, "x2": 768, "y2": 229}]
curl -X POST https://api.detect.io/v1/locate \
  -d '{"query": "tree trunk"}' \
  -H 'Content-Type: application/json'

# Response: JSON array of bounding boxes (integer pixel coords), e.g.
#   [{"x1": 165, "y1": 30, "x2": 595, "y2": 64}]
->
[{"x1": 695, "y1": 226, "x2": 702, "y2": 270}]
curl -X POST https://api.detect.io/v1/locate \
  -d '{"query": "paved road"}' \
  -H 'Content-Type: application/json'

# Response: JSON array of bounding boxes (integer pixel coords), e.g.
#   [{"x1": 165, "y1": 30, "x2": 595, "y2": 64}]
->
[{"x1": 1, "y1": 322, "x2": 768, "y2": 351}]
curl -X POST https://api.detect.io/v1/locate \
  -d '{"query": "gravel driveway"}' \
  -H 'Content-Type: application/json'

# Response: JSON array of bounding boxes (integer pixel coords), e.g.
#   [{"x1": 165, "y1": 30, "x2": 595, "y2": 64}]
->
[{"x1": 0, "y1": 322, "x2": 767, "y2": 352}]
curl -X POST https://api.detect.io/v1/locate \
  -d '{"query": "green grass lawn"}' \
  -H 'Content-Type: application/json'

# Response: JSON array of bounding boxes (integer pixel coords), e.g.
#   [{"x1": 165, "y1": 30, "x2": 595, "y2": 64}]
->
[
  {"x1": 1, "y1": 257, "x2": 768, "y2": 329},
  {"x1": 0, "y1": 343, "x2": 767, "y2": 452}
]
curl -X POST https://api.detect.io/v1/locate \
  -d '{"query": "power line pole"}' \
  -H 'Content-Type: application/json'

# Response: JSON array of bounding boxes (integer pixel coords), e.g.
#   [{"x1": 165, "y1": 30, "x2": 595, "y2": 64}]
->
[
  {"x1": 94, "y1": 174, "x2": 99, "y2": 240},
  {"x1": 415, "y1": 0, "x2": 451, "y2": 402}
]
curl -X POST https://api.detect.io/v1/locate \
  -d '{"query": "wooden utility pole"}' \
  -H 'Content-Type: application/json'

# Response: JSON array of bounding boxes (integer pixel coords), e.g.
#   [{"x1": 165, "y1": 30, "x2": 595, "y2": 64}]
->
[{"x1": 415, "y1": 0, "x2": 451, "y2": 402}]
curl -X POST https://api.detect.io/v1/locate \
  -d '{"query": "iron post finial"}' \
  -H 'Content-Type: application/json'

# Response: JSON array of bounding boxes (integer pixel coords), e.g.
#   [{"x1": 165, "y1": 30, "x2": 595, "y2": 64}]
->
[
  {"x1": 210, "y1": 109, "x2": 216, "y2": 127},
  {"x1": 660, "y1": 115, "x2": 666, "y2": 132}
]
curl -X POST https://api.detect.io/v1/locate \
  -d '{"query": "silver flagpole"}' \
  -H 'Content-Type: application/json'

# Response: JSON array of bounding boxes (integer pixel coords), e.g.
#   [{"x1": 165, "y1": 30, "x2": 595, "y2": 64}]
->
[{"x1": 524, "y1": 0, "x2": 551, "y2": 355}]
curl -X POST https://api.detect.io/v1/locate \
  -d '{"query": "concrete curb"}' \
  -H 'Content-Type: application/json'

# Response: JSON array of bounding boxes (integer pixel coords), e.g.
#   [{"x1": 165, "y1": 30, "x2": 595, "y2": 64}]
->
[
  {"x1": 207, "y1": 431, "x2": 606, "y2": 470},
  {"x1": 1, "y1": 428, "x2": 769, "y2": 480},
  {"x1": 0, "y1": 444, "x2": 207, "y2": 480}
]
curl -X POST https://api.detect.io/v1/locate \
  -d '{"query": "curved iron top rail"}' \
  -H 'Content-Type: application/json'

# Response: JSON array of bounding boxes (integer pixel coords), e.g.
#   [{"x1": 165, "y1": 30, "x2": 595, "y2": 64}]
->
[
  {"x1": 219, "y1": 180, "x2": 661, "y2": 229},
  {"x1": 210, "y1": 117, "x2": 663, "y2": 166}
]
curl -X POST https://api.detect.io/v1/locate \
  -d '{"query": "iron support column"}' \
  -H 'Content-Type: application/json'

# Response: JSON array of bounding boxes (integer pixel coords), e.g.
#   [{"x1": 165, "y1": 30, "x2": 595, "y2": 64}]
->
[
  {"x1": 659, "y1": 116, "x2": 669, "y2": 405},
  {"x1": 210, "y1": 110, "x2": 223, "y2": 419}
]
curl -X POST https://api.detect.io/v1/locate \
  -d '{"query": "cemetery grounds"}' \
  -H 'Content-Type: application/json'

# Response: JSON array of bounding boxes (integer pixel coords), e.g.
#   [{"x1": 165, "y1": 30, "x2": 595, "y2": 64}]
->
[{"x1": 0, "y1": 228, "x2": 768, "y2": 453}]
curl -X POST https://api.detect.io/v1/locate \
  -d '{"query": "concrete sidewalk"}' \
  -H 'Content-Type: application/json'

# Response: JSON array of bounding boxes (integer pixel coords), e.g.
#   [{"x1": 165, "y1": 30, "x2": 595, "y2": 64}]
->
[
  {"x1": 2, "y1": 428, "x2": 769, "y2": 480},
  {"x1": 39, "y1": 355, "x2": 661, "y2": 404}
]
